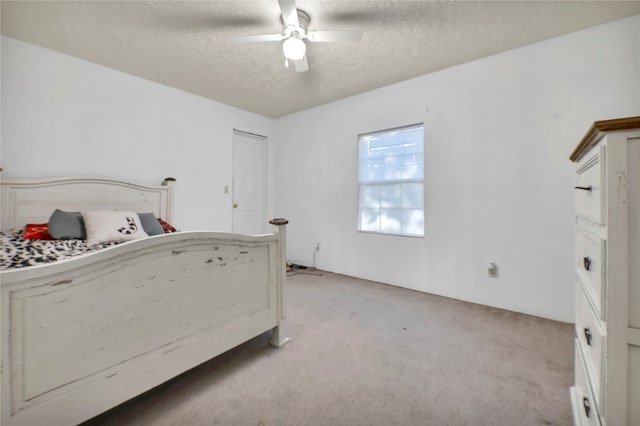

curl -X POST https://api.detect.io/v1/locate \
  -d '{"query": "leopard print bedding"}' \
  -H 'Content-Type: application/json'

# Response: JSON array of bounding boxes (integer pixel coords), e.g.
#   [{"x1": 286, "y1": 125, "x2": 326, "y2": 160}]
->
[{"x1": 1, "y1": 229, "x2": 122, "y2": 270}]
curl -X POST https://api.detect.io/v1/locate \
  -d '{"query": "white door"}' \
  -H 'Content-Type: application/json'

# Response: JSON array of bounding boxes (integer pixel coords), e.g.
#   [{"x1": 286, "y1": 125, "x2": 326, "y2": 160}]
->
[{"x1": 232, "y1": 130, "x2": 267, "y2": 234}]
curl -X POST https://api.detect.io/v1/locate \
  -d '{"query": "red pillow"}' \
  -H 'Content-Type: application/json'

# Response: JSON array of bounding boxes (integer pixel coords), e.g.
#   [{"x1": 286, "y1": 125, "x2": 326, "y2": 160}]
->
[
  {"x1": 23, "y1": 223, "x2": 53, "y2": 240},
  {"x1": 157, "y1": 218, "x2": 177, "y2": 233}
]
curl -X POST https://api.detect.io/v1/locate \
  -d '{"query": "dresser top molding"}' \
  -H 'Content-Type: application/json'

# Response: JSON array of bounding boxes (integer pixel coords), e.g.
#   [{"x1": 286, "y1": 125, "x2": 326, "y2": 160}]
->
[{"x1": 570, "y1": 116, "x2": 640, "y2": 162}]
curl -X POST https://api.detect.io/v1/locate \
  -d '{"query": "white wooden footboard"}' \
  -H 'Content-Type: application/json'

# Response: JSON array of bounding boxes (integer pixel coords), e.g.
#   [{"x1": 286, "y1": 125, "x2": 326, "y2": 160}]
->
[{"x1": 1, "y1": 225, "x2": 288, "y2": 426}]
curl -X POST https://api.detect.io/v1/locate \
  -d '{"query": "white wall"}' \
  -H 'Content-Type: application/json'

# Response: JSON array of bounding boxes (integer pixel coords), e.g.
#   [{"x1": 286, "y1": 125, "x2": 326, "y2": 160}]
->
[
  {"x1": 274, "y1": 15, "x2": 640, "y2": 323},
  {"x1": 2, "y1": 16, "x2": 639, "y2": 323},
  {"x1": 1, "y1": 36, "x2": 276, "y2": 231}
]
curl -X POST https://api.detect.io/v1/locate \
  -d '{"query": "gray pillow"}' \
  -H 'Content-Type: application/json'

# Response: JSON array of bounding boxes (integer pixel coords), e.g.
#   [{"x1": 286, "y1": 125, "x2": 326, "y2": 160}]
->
[
  {"x1": 138, "y1": 213, "x2": 165, "y2": 236},
  {"x1": 48, "y1": 209, "x2": 86, "y2": 239}
]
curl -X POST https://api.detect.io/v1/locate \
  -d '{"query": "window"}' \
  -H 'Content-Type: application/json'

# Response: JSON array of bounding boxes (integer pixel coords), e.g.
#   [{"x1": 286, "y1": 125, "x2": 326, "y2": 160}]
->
[{"x1": 358, "y1": 124, "x2": 424, "y2": 237}]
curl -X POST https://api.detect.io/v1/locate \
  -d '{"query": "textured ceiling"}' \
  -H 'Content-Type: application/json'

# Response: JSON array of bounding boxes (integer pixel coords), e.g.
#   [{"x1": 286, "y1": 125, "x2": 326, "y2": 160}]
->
[{"x1": 2, "y1": 1, "x2": 639, "y2": 118}]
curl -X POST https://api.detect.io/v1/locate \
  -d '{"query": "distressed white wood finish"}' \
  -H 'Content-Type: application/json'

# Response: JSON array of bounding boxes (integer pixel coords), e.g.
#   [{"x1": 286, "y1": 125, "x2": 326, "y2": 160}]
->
[
  {"x1": 574, "y1": 280, "x2": 605, "y2": 406},
  {"x1": 572, "y1": 340, "x2": 602, "y2": 426},
  {"x1": 0, "y1": 177, "x2": 288, "y2": 426},
  {"x1": 1, "y1": 176, "x2": 175, "y2": 230},
  {"x1": 574, "y1": 147, "x2": 606, "y2": 226},
  {"x1": 569, "y1": 119, "x2": 640, "y2": 426},
  {"x1": 575, "y1": 228, "x2": 606, "y2": 319},
  {"x1": 268, "y1": 218, "x2": 289, "y2": 347}
]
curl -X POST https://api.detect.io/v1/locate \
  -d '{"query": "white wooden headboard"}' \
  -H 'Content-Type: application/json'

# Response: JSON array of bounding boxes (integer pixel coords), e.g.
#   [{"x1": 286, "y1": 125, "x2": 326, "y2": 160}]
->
[{"x1": 0, "y1": 177, "x2": 175, "y2": 230}]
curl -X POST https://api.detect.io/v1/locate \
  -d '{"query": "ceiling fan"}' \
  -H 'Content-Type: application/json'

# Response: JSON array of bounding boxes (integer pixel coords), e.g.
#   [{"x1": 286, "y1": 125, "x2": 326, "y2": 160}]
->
[{"x1": 235, "y1": 0, "x2": 363, "y2": 73}]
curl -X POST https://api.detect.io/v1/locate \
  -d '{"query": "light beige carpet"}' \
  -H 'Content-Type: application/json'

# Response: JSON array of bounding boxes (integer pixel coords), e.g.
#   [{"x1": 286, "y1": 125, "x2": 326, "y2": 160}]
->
[{"x1": 83, "y1": 271, "x2": 573, "y2": 426}]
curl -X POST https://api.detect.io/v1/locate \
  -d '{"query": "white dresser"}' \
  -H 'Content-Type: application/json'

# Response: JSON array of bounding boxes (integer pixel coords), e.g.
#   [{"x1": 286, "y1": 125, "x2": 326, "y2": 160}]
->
[{"x1": 569, "y1": 116, "x2": 640, "y2": 426}]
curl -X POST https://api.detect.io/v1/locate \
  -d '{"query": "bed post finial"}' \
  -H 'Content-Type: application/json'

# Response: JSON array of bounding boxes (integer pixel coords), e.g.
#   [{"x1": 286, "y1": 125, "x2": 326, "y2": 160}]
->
[
  {"x1": 269, "y1": 218, "x2": 289, "y2": 226},
  {"x1": 269, "y1": 218, "x2": 290, "y2": 347}
]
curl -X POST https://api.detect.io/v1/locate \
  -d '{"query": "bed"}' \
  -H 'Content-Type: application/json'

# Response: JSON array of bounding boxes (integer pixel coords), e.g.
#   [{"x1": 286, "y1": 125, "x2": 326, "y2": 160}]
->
[{"x1": 0, "y1": 176, "x2": 289, "y2": 426}]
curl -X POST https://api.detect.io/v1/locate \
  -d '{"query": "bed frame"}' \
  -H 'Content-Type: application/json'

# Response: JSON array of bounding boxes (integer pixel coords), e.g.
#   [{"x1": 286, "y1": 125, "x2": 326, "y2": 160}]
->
[{"x1": 0, "y1": 177, "x2": 289, "y2": 426}]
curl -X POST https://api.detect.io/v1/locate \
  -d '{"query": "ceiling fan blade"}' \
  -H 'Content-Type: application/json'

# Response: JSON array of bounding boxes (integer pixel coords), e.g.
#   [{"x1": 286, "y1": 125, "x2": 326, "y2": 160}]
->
[
  {"x1": 151, "y1": 13, "x2": 268, "y2": 31},
  {"x1": 307, "y1": 29, "x2": 363, "y2": 43},
  {"x1": 278, "y1": 0, "x2": 299, "y2": 27},
  {"x1": 231, "y1": 34, "x2": 285, "y2": 43},
  {"x1": 293, "y1": 56, "x2": 309, "y2": 73}
]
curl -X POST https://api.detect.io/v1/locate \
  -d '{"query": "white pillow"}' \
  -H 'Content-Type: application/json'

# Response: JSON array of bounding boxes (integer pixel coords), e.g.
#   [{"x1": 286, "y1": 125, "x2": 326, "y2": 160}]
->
[{"x1": 82, "y1": 210, "x2": 149, "y2": 245}]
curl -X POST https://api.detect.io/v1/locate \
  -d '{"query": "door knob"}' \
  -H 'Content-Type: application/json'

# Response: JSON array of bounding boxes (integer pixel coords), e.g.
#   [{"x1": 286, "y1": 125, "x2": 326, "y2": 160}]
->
[{"x1": 233, "y1": 202, "x2": 238, "y2": 209}]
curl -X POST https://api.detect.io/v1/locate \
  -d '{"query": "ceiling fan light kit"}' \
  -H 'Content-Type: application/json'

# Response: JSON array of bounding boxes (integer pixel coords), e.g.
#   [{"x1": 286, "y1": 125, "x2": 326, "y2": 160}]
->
[{"x1": 282, "y1": 37, "x2": 306, "y2": 61}]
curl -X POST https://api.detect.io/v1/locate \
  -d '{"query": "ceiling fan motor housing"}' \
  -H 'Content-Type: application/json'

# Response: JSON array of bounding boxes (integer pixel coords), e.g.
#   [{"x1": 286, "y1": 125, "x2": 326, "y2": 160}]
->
[{"x1": 281, "y1": 9, "x2": 310, "y2": 35}]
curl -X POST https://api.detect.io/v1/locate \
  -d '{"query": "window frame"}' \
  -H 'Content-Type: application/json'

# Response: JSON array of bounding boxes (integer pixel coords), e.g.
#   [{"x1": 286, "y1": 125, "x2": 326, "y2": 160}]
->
[{"x1": 357, "y1": 123, "x2": 425, "y2": 238}]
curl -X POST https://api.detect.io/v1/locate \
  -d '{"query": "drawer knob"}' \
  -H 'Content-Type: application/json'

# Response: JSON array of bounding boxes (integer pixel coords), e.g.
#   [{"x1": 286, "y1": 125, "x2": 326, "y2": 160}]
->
[
  {"x1": 583, "y1": 397, "x2": 591, "y2": 418},
  {"x1": 584, "y1": 327, "x2": 592, "y2": 346},
  {"x1": 574, "y1": 185, "x2": 593, "y2": 193},
  {"x1": 583, "y1": 256, "x2": 592, "y2": 272}
]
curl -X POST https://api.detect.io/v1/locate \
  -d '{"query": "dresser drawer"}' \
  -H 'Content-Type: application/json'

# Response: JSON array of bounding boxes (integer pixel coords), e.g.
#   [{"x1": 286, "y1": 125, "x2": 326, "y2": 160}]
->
[
  {"x1": 572, "y1": 339, "x2": 602, "y2": 426},
  {"x1": 575, "y1": 146, "x2": 606, "y2": 225},
  {"x1": 575, "y1": 283, "x2": 605, "y2": 406},
  {"x1": 576, "y1": 228, "x2": 606, "y2": 318}
]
